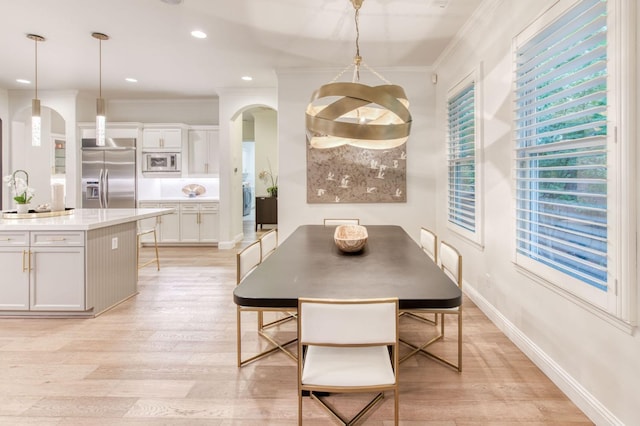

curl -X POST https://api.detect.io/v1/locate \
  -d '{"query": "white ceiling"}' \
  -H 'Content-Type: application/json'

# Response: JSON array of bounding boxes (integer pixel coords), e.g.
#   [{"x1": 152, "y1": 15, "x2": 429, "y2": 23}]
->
[{"x1": 0, "y1": 0, "x2": 483, "y2": 99}]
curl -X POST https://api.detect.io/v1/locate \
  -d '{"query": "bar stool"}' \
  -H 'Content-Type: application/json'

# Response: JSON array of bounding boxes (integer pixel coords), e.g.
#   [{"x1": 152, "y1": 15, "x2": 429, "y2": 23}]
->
[{"x1": 137, "y1": 223, "x2": 160, "y2": 270}]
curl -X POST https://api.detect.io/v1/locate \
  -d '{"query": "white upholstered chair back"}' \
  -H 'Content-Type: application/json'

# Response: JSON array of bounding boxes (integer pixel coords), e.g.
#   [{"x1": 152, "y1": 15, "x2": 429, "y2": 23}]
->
[
  {"x1": 419, "y1": 227, "x2": 438, "y2": 263},
  {"x1": 299, "y1": 298, "x2": 397, "y2": 345},
  {"x1": 259, "y1": 229, "x2": 278, "y2": 261},
  {"x1": 297, "y1": 298, "x2": 400, "y2": 424},
  {"x1": 236, "y1": 240, "x2": 261, "y2": 285},
  {"x1": 439, "y1": 241, "x2": 462, "y2": 288}
]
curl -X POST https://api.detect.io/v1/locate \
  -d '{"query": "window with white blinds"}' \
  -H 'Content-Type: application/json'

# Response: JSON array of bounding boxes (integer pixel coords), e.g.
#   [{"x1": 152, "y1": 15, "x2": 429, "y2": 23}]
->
[
  {"x1": 447, "y1": 72, "x2": 480, "y2": 243},
  {"x1": 514, "y1": 0, "x2": 608, "y2": 298}
]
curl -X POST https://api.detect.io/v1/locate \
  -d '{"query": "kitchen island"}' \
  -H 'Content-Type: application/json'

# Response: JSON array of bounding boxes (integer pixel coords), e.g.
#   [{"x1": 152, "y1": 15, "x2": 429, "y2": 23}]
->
[{"x1": 0, "y1": 208, "x2": 173, "y2": 317}]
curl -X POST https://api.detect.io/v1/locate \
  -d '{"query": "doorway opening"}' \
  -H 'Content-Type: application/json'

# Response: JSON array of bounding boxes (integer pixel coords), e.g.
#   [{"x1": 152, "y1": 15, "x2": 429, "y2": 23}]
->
[{"x1": 240, "y1": 106, "x2": 277, "y2": 238}]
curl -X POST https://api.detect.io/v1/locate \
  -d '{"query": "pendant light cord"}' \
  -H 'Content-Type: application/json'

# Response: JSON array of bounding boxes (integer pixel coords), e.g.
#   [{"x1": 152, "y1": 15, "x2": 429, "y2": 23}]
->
[
  {"x1": 328, "y1": 0, "x2": 390, "y2": 85},
  {"x1": 99, "y1": 38, "x2": 102, "y2": 98},
  {"x1": 354, "y1": 6, "x2": 360, "y2": 60},
  {"x1": 34, "y1": 38, "x2": 38, "y2": 99}
]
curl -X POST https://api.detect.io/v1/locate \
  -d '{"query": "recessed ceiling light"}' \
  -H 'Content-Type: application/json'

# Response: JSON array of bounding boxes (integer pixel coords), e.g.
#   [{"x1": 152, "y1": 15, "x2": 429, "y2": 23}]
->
[
  {"x1": 241, "y1": 76, "x2": 253, "y2": 81},
  {"x1": 125, "y1": 77, "x2": 138, "y2": 83},
  {"x1": 160, "y1": 0, "x2": 183, "y2": 4},
  {"x1": 16, "y1": 78, "x2": 30, "y2": 84},
  {"x1": 191, "y1": 30, "x2": 207, "y2": 39}
]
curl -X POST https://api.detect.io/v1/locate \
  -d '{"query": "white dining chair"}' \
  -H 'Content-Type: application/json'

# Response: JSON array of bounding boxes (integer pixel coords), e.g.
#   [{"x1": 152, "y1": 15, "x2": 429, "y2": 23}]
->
[
  {"x1": 400, "y1": 240, "x2": 463, "y2": 371},
  {"x1": 259, "y1": 228, "x2": 278, "y2": 261},
  {"x1": 298, "y1": 297, "x2": 399, "y2": 425},
  {"x1": 236, "y1": 239, "x2": 296, "y2": 367},
  {"x1": 401, "y1": 227, "x2": 439, "y2": 325},
  {"x1": 258, "y1": 229, "x2": 297, "y2": 332},
  {"x1": 419, "y1": 226, "x2": 437, "y2": 263}
]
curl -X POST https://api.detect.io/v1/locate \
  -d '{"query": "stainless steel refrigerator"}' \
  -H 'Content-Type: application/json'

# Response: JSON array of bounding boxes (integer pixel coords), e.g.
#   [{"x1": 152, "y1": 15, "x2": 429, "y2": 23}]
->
[{"x1": 81, "y1": 138, "x2": 136, "y2": 208}]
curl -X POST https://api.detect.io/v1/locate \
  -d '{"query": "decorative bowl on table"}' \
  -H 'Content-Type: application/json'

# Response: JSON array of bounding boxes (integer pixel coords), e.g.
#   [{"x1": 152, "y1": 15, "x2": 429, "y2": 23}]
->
[{"x1": 334, "y1": 224, "x2": 368, "y2": 253}]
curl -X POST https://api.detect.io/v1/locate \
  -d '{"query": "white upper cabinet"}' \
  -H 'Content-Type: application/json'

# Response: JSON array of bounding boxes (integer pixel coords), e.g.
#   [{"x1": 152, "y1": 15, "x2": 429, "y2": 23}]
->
[
  {"x1": 187, "y1": 127, "x2": 219, "y2": 176},
  {"x1": 142, "y1": 127, "x2": 184, "y2": 150}
]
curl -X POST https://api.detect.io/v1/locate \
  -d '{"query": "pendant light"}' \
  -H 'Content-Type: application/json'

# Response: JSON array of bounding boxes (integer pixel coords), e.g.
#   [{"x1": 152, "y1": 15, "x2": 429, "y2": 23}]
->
[
  {"x1": 27, "y1": 34, "x2": 45, "y2": 147},
  {"x1": 92, "y1": 32, "x2": 109, "y2": 146},
  {"x1": 305, "y1": 0, "x2": 412, "y2": 150}
]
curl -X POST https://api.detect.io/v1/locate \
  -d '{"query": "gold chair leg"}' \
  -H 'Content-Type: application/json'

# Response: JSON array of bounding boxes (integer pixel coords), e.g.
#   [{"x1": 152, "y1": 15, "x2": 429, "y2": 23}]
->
[
  {"x1": 401, "y1": 311, "x2": 438, "y2": 326},
  {"x1": 310, "y1": 391, "x2": 386, "y2": 425},
  {"x1": 237, "y1": 308, "x2": 298, "y2": 367},
  {"x1": 400, "y1": 313, "x2": 462, "y2": 372},
  {"x1": 260, "y1": 312, "x2": 297, "y2": 331}
]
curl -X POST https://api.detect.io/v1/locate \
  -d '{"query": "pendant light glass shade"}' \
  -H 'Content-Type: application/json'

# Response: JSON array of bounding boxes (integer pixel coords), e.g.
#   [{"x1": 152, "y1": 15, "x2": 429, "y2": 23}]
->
[
  {"x1": 92, "y1": 32, "x2": 109, "y2": 146},
  {"x1": 31, "y1": 98, "x2": 41, "y2": 147},
  {"x1": 96, "y1": 97, "x2": 106, "y2": 146},
  {"x1": 27, "y1": 34, "x2": 45, "y2": 147},
  {"x1": 305, "y1": 0, "x2": 411, "y2": 150}
]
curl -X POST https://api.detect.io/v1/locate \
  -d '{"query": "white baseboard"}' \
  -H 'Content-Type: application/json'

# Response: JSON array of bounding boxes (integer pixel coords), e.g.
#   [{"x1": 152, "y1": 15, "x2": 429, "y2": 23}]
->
[
  {"x1": 218, "y1": 237, "x2": 240, "y2": 250},
  {"x1": 464, "y1": 283, "x2": 622, "y2": 426}
]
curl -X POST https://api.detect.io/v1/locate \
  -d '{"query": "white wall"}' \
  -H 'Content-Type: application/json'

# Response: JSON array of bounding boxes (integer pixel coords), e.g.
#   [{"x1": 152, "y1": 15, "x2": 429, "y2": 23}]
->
[
  {"x1": 276, "y1": 68, "x2": 435, "y2": 242},
  {"x1": 0, "y1": 89, "x2": 9, "y2": 209},
  {"x1": 100, "y1": 99, "x2": 219, "y2": 125},
  {"x1": 433, "y1": 0, "x2": 639, "y2": 424}
]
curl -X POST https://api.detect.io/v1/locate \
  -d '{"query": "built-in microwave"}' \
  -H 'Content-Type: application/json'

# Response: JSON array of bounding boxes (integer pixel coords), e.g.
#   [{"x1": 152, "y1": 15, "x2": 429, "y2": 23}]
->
[{"x1": 142, "y1": 152, "x2": 181, "y2": 173}]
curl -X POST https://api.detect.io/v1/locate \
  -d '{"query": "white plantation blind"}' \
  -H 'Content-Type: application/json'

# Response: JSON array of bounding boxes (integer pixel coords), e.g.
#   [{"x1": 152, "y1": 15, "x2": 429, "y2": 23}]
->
[
  {"x1": 514, "y1": 0, "x2": 608, "y2": 292},
  {"x1": 447, "y1": 80, "x2": 476, "y2": 234}
]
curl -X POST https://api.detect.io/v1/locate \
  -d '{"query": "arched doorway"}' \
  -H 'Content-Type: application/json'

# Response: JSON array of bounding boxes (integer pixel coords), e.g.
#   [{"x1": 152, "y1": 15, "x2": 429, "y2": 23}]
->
[
  {"x1": 10, "y1": 106, "x2": 66, "y2": 208},
  {"x1": 239, "y1": 106, "x2": 277, "y2": 237}
]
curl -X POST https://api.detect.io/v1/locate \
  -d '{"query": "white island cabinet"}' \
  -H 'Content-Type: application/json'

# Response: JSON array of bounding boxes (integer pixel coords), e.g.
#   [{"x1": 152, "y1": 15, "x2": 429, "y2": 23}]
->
[
  {"x1": 0, "y1": 208, "x2": 173, "y2": 317},
  {"x1": 0, "y1": 231, "x2": 84, "y2": 311}
]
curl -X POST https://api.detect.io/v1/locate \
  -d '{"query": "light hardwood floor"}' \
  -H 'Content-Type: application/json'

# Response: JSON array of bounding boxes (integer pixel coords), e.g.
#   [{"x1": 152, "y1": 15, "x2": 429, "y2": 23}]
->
[{"x1": 0, "y1": 224, "x2": 592, "y2": 425}]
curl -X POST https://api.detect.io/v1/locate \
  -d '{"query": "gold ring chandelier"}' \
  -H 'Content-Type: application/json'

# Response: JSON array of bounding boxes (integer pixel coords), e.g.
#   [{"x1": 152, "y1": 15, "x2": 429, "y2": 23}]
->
[{"x1": 305, "y1": 0, "x2": 412, "y2": 150}]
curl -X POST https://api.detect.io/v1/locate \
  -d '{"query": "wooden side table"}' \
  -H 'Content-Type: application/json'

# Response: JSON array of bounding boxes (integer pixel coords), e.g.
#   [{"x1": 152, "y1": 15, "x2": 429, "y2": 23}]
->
[{"x1": 255, "y1": 196, "x2": 277, "y2": 231}]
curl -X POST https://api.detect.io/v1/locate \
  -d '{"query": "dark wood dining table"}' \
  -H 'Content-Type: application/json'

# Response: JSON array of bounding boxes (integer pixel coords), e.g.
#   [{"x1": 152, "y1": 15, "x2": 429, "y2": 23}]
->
[{"x1": 233, "y1": 225, "x2": 462, "y2": 310}]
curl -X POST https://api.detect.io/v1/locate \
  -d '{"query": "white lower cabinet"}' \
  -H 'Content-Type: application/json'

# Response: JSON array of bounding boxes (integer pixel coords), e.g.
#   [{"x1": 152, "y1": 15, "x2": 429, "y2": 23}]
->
[
  {"x1": 0, "y1": 231, "x2": 85, "y2": 311},
  {"x1": 138, "y1": 202, "x2": 180, "y2": 243},
  {"x1": 180, "y1": 202, "x2": 219, "y2": 243},
  {"x1": 138, "y1": 201, "x2": 218, "y2": 244},
  {"x1": 198, "y1": 203, "x2": 219, "y2": 243},
  {"x1": 159, "y1": 202, "x2": 180, "y2": 242},
  {"x1": 137, "y1": 202, "x2": 159, "y2": 244}
]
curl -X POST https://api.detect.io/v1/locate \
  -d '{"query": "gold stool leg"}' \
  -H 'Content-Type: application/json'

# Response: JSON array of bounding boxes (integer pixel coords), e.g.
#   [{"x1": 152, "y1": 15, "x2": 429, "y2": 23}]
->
[{"x1": 137, "y1": 228, "x2": 160, "y2": 270}]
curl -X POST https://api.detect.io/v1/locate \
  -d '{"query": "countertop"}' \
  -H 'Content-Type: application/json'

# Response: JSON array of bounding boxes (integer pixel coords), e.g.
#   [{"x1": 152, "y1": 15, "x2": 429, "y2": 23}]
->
[
  {"x1": 138, "y1": 197, "x2": 219, "y2": 202},
  {"x1": 0, "y1": 208, "x2": 174, "y2": 231}
]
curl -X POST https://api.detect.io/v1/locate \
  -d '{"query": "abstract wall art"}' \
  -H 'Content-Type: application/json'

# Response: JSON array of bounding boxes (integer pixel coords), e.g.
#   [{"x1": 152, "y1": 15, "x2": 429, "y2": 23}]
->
[{"x1": 306, "y1": 139, "x2": 407, "y2": 203}]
